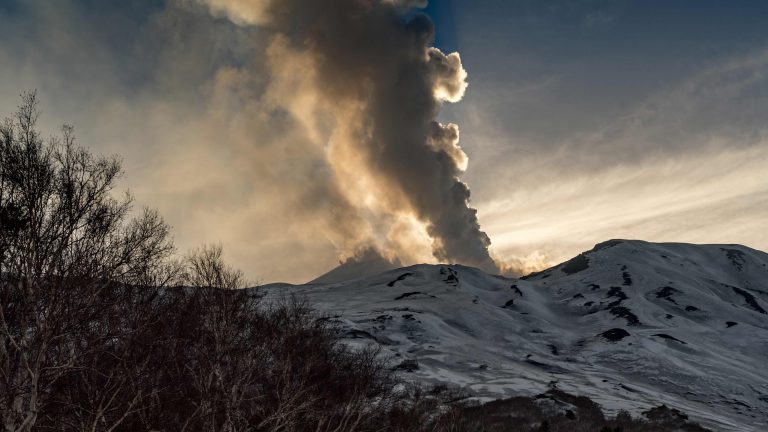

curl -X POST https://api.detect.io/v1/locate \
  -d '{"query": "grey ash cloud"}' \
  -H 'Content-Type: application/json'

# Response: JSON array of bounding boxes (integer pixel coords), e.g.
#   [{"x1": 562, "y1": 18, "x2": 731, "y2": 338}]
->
[{"x1": 215, "y1": 0, "x2": 498, "y2": 272}]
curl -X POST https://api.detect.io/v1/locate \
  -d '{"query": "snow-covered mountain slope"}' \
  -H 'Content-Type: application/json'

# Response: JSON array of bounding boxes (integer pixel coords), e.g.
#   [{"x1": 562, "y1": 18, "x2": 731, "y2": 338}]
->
[{"x1": 263, "y1": 240, "x2": 768, "y2": 431}]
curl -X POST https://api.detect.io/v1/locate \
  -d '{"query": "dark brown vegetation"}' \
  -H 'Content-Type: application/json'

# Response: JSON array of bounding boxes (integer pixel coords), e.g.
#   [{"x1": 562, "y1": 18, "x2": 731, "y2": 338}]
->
[
  {"x1": 1, "y1": 93, "x2": 711, "y2": 431},
  {"x1": 434, "y1": 390, "x2": 711, "y2": 432}
]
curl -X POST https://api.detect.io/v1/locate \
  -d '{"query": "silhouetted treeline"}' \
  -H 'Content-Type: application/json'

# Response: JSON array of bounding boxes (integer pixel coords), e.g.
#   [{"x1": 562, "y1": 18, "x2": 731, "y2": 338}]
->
[{"x1": 1, "y1": 93, "x2": 711, "y2": 431}]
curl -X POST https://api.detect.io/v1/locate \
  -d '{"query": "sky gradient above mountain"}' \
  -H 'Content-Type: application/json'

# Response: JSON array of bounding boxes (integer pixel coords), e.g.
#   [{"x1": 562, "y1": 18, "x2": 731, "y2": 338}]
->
[{"x1": 1, "y1": 0, "x2": 767, "y2": 282}]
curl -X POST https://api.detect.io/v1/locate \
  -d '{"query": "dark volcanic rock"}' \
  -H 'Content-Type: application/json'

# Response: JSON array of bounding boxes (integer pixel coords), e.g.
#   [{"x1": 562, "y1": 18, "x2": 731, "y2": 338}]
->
[
  {"x1": 721, "y1": 248, "x2": 747, "y2": 271},
  {"x1": 600, "y1": 328, "x2": 630, "y2": 342},
  {"x1": 621, "y1": 265, "x2": 633, "y2": 286},
  {"x1": 440, "y1": 267, "x2": 459, "y2": 285},
  {"x1": 387, "y1": 272, "x2": 414, "y2": 287},
  {"x1": 731, "y1": 286, "x2": 767, "y2": 314},
  {"x1": 656, "y1": 286, "x2": 680, "y2": 303},
  {"x1": 394, "y1": 291, "x2": 432, "y2": 300},
  {"x1": 609, "y1": 306, "x2": 641, "y2": 326},
  {"x1": 561, "y1": 254, "x2": 590, "y2": 275},
  {"x1": 653, "y1": 333, "x2": 687, "y2": 344},
  {"x1": 606, "y1": 287, "x2": 628, "y2": 307}
]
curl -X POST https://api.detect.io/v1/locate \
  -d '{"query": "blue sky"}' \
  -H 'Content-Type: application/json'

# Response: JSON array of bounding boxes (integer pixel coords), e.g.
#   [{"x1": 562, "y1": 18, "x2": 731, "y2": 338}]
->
[{"x1": 431, "y1": 0, "x2": 768, "y2": 148}]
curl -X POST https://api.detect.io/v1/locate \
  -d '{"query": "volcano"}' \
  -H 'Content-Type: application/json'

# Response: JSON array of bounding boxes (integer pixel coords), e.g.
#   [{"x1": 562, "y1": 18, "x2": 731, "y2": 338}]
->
[{"x1": 265, "y1": 240, "x2": 768, "y2": 431}]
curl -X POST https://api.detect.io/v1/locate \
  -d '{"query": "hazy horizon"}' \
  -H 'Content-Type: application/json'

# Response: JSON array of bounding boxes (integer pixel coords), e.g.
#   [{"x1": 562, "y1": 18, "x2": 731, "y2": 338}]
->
[{"x1": 2, "y1": 0, "x2": 767, "y2": 283}]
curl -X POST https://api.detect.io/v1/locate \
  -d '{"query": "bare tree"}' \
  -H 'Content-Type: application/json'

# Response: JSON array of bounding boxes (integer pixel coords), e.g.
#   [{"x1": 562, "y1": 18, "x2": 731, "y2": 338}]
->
[
  {"x1": 184, "y1": 244, "x2": 247, "y2": 290},
  {"x1": 0, "y1": 92, "x2": 175, "y2": 432}
]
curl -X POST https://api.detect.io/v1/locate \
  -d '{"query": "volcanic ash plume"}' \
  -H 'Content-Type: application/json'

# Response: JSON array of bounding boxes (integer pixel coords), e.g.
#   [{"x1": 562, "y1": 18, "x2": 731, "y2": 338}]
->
[{"x1": 202, "y1": 0, "x2": 499, "y2": 273}]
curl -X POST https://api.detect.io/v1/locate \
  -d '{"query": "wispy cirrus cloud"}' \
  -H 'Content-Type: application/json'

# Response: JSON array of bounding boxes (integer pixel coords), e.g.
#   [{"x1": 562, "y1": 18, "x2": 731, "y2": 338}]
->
[{"x1": 469, "y1": 48, "x2": 768, "y2": 269}]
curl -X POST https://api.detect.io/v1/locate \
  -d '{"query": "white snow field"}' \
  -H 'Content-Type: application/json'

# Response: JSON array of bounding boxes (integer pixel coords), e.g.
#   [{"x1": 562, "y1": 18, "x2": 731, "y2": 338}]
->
[{"x1": 263, "y1": 240, "x2": 768, "y2": 431}]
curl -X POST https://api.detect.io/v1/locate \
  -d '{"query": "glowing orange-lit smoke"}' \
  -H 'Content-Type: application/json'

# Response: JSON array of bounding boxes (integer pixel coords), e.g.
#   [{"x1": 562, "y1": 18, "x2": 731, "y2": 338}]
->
[{"x1": 201, "y1": 0, "x2": 499, "y2": 273}]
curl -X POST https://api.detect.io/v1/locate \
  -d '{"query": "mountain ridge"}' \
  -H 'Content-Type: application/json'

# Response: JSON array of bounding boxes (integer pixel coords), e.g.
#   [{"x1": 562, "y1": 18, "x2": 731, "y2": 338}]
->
[{"x1": 264, "y1": 240, "x2": 768, "y2": 431}]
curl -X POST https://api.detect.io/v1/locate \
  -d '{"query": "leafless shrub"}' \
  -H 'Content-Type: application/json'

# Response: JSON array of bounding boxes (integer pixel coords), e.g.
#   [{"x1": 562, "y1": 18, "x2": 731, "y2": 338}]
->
[
  {"x1": 184, "y1": 244, "x2": 247, "y2": 290},
  {"x1": 1, "y1": 91, "x2": 176, "y2": 432}
]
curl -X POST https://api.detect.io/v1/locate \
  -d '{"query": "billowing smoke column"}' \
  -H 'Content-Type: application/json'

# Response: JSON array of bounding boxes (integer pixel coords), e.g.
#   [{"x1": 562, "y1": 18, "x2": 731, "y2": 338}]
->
[{"x1": 203, "y1": 0, "x2": 498, "y2": 273}]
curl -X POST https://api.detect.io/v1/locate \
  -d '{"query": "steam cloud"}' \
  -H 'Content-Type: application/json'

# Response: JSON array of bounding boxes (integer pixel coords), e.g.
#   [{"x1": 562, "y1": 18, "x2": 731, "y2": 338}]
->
[
  {"x1": 6, "y1": 1, "x2": 768, "y2": 282},
  {"x1": 204, "y1": 0, "x2": 498, "y2": 272}
]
